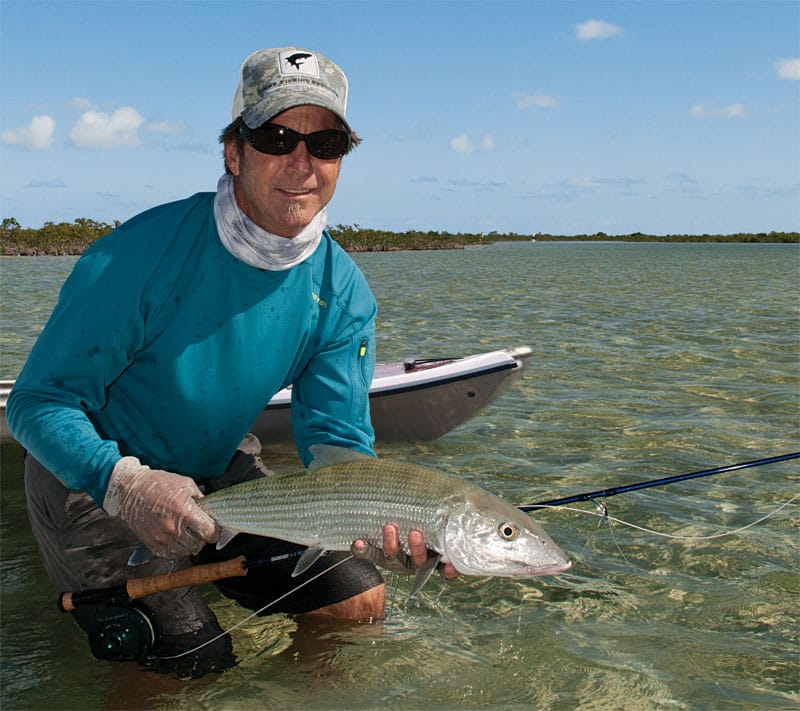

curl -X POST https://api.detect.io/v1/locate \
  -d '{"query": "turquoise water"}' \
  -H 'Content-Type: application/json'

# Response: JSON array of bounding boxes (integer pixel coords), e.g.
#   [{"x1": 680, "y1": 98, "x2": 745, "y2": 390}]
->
[{"x1": 1, "y1": 243, "x2": 798, "y2": 709}]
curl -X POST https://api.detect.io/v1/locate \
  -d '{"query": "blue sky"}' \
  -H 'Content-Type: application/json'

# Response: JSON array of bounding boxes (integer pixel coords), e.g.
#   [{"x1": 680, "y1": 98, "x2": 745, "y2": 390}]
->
[{"x1": 1, "y1": 0, "x2": 798, "y2": 235}]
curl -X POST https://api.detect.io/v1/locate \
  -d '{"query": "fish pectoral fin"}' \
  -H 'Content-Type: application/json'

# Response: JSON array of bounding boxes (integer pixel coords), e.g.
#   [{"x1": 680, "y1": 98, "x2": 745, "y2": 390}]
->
[
  {"x1": 308, "y1": 443, "x2": 373, "y2": 471},
  {"x1": 215, "y1": 527, "x2": 238, "y2": 551},
  {"x1": 408, "y1": 553, "x2": 442, "y2": 598},
  {"x1": 127, "y1": 543, "x2": 154, "y2": 567},
  {"x1": 291, "y1": 546, "x2": 327, "y2": 577}
]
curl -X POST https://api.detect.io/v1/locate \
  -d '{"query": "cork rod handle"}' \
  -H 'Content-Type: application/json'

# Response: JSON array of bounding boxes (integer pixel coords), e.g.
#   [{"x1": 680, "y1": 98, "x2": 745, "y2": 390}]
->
[{"x1": 126, "y1": 556, "x2": 248, "y2": 599}]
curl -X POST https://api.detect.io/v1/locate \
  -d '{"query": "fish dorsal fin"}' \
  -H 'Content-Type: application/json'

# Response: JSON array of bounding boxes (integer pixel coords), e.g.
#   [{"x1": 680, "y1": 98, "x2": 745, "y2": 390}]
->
[
  {"x1": 291, "y1": 546, "x2": 326, "y2": 577},
  {"x1": 408, "y1": 553, "x2": 442, "y2": 598},
  {"x1": 308, "y1": 443, "x2": 372, "y2": 471}
]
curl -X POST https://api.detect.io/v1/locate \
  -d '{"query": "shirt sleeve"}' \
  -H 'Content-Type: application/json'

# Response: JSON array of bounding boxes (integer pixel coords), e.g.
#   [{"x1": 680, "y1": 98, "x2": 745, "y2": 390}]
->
[
  {"x1": 290, "y1": 274, "x2": 377, "y2": 465},
  {"x1": 6, "y1": 240, "x2": 147, "y2": 504}
]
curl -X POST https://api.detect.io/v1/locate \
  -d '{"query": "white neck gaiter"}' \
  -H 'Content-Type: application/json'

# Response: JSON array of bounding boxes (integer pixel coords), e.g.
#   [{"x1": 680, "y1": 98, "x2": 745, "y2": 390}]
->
[{"x1": 213, "y1": 174, "x2": 325, "y2": 271}]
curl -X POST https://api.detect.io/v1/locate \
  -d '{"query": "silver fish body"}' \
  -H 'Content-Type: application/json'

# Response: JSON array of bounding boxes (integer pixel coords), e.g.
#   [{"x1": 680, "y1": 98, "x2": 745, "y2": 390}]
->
[{"x1": 199, "y1": 446, "x2": 571, "y2": 580}]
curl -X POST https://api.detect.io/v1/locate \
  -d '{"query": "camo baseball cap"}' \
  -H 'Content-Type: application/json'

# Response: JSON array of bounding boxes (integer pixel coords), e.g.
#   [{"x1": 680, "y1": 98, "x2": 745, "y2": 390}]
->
[{"x1": 232, "y1": 47, "x2": 350, "y2": 132}]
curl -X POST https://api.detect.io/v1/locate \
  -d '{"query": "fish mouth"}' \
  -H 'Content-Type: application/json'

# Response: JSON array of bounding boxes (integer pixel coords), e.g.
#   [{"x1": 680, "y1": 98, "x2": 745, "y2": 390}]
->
[{"x1": 528, "y1": 559, "x2": 572, "y2": 576}]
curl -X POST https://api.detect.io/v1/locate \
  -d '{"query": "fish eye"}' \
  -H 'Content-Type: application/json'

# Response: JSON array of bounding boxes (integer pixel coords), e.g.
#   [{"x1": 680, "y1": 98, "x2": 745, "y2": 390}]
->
[{"x1": 498, "y1": 522, "x2": 519, "y2": 540}]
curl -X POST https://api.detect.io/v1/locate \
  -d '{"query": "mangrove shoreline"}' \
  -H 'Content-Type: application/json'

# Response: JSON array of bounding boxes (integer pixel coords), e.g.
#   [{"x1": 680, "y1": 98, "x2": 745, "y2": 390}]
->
[{"x1": 1, "y1": 218, "x2": 797, "y2": 256}]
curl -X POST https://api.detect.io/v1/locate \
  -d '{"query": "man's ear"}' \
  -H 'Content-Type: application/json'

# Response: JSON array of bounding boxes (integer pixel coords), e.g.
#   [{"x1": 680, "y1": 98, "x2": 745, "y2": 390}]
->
[{"x1": 223, "y1": 140, "x2": 242, "y2": 176}]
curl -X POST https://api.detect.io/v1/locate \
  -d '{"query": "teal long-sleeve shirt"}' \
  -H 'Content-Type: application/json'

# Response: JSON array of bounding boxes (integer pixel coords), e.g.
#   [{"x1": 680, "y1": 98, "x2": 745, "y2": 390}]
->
[{"x1": 7, "y1": 193, "x2": 377, "y2": 505}]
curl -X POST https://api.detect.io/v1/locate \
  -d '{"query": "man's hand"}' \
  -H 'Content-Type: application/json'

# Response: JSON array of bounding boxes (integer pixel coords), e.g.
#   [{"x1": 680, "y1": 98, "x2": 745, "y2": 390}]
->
[
  {"x1": 352, "y1": 524, "x2": 459, "y2": 580},
  {"x1": 104, "y1": 456, "x2": 219, "y2": 559}
]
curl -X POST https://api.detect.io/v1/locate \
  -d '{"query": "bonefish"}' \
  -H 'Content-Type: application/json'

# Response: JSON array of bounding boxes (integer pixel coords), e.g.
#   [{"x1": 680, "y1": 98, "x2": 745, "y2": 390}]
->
[{"x1": 199, "y1": 445, "x2": 571, "y2": 594}]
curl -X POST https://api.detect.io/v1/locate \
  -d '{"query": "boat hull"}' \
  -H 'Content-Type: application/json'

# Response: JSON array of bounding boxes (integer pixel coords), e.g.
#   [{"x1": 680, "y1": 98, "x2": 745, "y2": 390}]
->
[{"x1": 0, "y1": 346, "x2": 531, "y2": 446}]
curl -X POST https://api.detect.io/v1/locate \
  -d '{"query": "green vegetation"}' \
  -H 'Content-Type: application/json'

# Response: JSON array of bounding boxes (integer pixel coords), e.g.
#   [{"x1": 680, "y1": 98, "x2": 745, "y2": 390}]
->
[
  {"x1": 1, "y1": 217, "x2": 121, "y2": 255},
  {"x1": 1, "y1": 217, "x2": 797, "y2": 256},
  {"x1": 529, "y1": 230, "x2": 799, "y2": 244},
  {"x1": 330, "y1": 226, "x2": 800, "y2": 249}
]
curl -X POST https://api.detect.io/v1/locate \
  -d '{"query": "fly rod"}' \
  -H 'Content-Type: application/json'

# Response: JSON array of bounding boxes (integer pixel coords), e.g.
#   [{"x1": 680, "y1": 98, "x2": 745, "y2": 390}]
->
[{"x1": 519, "y1": 451, "x2": 800, "y2": 512}]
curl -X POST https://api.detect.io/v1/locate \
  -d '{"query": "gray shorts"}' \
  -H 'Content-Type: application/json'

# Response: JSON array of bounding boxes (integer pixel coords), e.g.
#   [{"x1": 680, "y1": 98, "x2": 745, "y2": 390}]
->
[{"x1": 25, "y1": 434, "x2": 383, "y2": 675}]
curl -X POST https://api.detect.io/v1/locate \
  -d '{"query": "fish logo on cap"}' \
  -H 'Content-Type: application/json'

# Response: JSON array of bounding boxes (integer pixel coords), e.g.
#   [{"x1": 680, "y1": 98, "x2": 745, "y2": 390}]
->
[{"x1": 281, "y1": 50, "x2": 319, "y2": 77}]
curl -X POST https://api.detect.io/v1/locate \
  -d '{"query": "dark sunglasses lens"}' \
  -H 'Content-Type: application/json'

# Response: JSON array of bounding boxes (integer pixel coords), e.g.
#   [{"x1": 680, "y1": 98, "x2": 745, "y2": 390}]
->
[
  {"x1": 306, "y1": 130, "x2": 350, "y2": 159},
  {"x1": 251, "y1": 126, "x2": 298, "y2": 155}
]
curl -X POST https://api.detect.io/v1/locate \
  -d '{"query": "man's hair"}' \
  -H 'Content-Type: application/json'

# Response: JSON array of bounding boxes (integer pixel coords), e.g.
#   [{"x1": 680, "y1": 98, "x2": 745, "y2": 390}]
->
[
  {"x1": 219, "y1": 117, "x2": 247, "y2": 175},
  {"x1": 218, "y1": 116, "x2": 361, "y2": 175}
]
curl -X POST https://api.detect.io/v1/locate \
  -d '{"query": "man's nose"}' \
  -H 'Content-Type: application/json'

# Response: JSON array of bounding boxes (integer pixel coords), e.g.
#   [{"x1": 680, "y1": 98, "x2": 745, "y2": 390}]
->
[{"x1": 286, "y1": 139, "x2": 313, "y2": 170}]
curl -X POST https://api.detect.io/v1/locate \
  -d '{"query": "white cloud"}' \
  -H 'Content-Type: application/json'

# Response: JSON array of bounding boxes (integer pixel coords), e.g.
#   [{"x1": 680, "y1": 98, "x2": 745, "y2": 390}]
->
[
  {"x1": 568, "y1": 177, "x2": 600, "y2": 188},
  {"x1": 480, "y1": 134, "x2": 496, "y2": 152},
  {"x1": 545, "y1": 176, "x2": 646, "y2": 193},
  {"x1": 450, "y1": 133, "x2": 496, "y2": 155},
  {"x1": 576, "y1": 19, "x2": 623, "y2": 40},
  {"x1": 451, "y1": 133, "x2": 474, "y2": 154},
  {"x1": 447, "y1": 179, "x2": 506, "y2": 189},
  {"x1": 69, "y1": 106, "x2": 145, "y2": 148},
  {"x1": 26, "y1": 178, "x2": 68, "y2": 188},
  {"x1": 66, "y1": 96, "x2": 94, "y2": 111},
  {"x1": 146, "y1": 120, "x2": 185, "y2": 134},
  {"x1": 514, "y1": 92, "x2": 558, "y2": 109},
  {"x1": 775, "y1": 57, "x2": 800, "y2": 80},
  {"x1": 1, "y1": 115, "x2": 56, "y2": 149},
  {"x1": 690, "y1": 102, "x2": 747, "y2": 118},
  {"x1": 664, "y1": 172, "x2": 697, "y2": 185}
]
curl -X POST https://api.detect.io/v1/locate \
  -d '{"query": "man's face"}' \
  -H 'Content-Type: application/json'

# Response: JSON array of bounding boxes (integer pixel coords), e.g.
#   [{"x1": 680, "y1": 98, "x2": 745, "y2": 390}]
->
[{"x1": 225, "y1": 105, "x2": 343, "y2": 237}]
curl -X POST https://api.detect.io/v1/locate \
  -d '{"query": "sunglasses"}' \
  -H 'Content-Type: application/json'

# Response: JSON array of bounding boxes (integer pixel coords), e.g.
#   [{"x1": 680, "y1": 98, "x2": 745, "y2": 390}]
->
[{"x1": 239, "y1": 124, "x2": 351, "y2": 160}]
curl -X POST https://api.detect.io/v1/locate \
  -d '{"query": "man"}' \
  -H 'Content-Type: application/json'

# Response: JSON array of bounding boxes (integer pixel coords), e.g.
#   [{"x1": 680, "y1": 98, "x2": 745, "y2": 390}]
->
[{"x1": 7, "y1": 46, "x2": 454, "y2": 679}]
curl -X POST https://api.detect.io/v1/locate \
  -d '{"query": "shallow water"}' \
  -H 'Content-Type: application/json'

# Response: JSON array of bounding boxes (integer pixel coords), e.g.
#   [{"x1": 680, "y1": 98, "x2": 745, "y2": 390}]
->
[{"x1": 1, "y1": 242, "x2": 798, "y2": 709}]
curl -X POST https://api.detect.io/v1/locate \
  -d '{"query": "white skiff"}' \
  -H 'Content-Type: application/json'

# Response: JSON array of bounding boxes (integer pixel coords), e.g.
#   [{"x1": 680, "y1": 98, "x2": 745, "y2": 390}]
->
[{"x1": 0, "y1": 346, "x2": 531, "y2": 445}]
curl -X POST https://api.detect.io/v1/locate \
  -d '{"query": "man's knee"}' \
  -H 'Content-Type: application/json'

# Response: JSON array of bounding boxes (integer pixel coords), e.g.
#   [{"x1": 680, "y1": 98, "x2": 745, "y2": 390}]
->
[{"x1": 302, "y1": 583, "x2": 386, "y2": 620}]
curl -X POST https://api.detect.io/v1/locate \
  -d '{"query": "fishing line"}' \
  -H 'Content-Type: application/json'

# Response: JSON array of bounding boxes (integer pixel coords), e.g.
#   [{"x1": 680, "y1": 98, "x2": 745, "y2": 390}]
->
[
  {"x1": 592, "y1": 501, "x2": 634, "y2": 565},
  {"x1": 537, "y1": 494, "x2": 799, "y2": 541},
  {"x1": 157, "y1": 554, "x2": 355, "y2": 661},
  {"x1": 546, "y1": 493, "x2": 797, "y2": 702},
  {"x1": 385, "y1": 571, "x2": 401, "y2": 619}
]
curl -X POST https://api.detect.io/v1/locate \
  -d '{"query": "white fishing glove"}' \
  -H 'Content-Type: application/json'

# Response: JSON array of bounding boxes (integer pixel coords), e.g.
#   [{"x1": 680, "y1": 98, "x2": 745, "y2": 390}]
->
[{"x1": 104, "y1": 456, "x2": 219, "y2": 559}]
